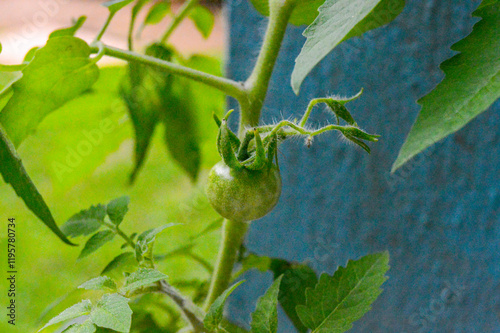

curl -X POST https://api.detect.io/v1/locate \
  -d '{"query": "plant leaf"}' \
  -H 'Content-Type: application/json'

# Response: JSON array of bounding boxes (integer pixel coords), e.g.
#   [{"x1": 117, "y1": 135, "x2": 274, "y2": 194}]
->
[
  {"x1": 39, "y1": 300, "x2": 92, "y2": 332},
  {"x1": 204, "y1": 281, "x2": 244, "y2": 332},
  {"x1": 291, "y1": 0, "x2": 405, "y2": 94},
  {"x1": 61, "y1": 204, "x2": 106, "y2": 238},
  {"x1": 392, "y1": 0, "x2": 500, "y2": 171},
  {"x1": 120, "y1": 268, "x2": 168, "y2": 294},
  {"x1": 101, "y1": 252, "x2": 137, "y2": 275},
  {"x1": 249, "y1": 0, "x2": 326, "y2": 26},
  {"x1": 296, "y1": 251, "x2": 389, "y2": 333},
  {"x1": 159, "y1": 61, "x2": 201, "y2": 182},
  {"x1": 144, "y1": 1, "x2": 170, "y2": 26},
  {"x1": 272, "y1": 264, "x2": 318, "y2": 333},
  {"x1": 251, "y1": 275, "x2": 283, "y2": 333},
  {"x1": 78, "y1": 230, "x2": 115, "y2": 260},
  {"x1": 189, "y1": 5, "x2": 215, "y2": 39},
  {"x1": 49, "y1": 16, "x2": 87, "y2": 38},
  {"x1": 0, "y1": 36, "x2": 99, "y2": 146},
  {"x1": 103, "y1": 0, "x2": 134, "y2": 14},
  {"x1": 0, "y1": 124, "x2": 74, "y2": 245},
  {"x1": 36, "y1": 66, "x2": 129, "y2": 192},
  {"x1": 122, "y1": 44, "x2": 201, "y2": 182},
  {"x1": 79, "y1": 276, "x2": 117, "y2": 292},
  {"x1": 135, "y1": 223, "x2": 178, "y2": 262},
  {"x1": 62, "y1": 320, "x2": 96, "y2": 333},
  {"x1": 106, "y1": 196, "x2": 130, "y2": 226},
  {"x1": 90, "y1": 294, "x2": 132, "y2": 333}
]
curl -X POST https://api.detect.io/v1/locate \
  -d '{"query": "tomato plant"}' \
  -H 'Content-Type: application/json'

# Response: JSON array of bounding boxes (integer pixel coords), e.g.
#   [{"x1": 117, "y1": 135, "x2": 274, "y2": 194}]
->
[{"x1": 0, "y1": 0, "x2": 498, "y2": 332}]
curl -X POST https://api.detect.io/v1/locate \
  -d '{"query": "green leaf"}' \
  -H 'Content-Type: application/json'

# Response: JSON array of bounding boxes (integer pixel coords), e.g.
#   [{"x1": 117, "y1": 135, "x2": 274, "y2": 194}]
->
[
  {"x1": 78, "y1": 230, "x2": 115, "y2": 260},
  {"x1": 392, "y1": 0, "x2": 500, "y2": 171},
  {"x1": 249, "y1": 0, "x2": 326, "y2": 26},
  {"x1": 0, "y1": 36, "x2": 99, "y2": 147},
  {"x1": 251, "y1": 275, "x2": 283, "y2": 333},
  {"x1": 122, "y1": 44, "x2": 201, "y2": 182},
  {"x1": 79, "y1": 276, "x2": 117, "y2": 292},
  {"x1": 120, "y1": 45, "x2": 171, "y2": 183},
  {"x1": 144, "y1": 1, "x2": 170, "y2": 25},
  {"x1": 296, "y1": 251, "x2": 390, "y2": 333},
  {"x1": 122, "y1": 48, "x2": 222, "y2": 182},
  {"x1": 135, "y1": 223, "x2": 178, "y2": 262},
  {"x1": 49, "y1": 16, "x2": 87, "y2": 39},
  {"x1": 189, "y1": 5, "x2": 215, "y2": 39},
  {"x1": 0, "y1": 124, "x2": 74, "y2": 245},
  {"x1": 39, "y1": 300, "x2": 92, "y2": 332},
  {"x1": 156, "y1": 48, "x2": 201, "y2": 182},
  {"x1": 90, "y1": 294, "x2": 132, "y2": 333},
  {"x1": 0, "y1": 71, "x2": 21, "y2": 92},
  {"x1": 62, "y1": 320, "x2": 96, "y2": 333},
  {"x1": 106, "y1": 196, "x2": 130, "y2": 226},
  {"x1": 103, "y1": 0, "x2": 134, "y2": 14},
  {"x1": 234, "y1": 253, "x2": 272, "y2": 279},
  {"x1": 28, "y1": 66, "x2": 130, "y2": 192},
  {"x1": 61, "y1": 204, "x2": 106, "y2": 238},
  {"x1": 120, "y1": 268, "x2": 168, "y2": 294},
  {"x1": 101, "y1": 252, "x2": 137, "y2": 275},
  {"x1": 273, "y1": 264, "x2": 318, "y2": 333},
  {"x1": 204, "y1": 281, "x2": 244, "y2": 332},
  {"x1": 291, "y1": 0, "x2": 405, "y2": 94},
  {"x1": 0, "y1": 71, "x2": 21, "y2": 111},
  {"x1": 23, "y1": 47, "x2": 40, "y2": 63}
]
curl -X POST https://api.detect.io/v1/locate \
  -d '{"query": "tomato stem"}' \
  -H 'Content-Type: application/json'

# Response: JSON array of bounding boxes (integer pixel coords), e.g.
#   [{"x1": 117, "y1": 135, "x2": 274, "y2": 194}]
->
[
  {"x1": 203, "y1": 219, "x2": 249, "y2": 311},
  {"x1": 90, "y1": 44, "x2": 246, "y2": 101},
  {"x1": 240, "y1": 0, "x2": 297, "y2": 134}
]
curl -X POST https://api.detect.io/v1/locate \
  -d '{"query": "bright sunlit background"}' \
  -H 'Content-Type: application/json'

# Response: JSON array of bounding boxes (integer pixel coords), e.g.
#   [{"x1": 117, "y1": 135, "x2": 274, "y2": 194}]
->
[{"x1": 0, "y1": 1, "x2": 226, "y2": 332}]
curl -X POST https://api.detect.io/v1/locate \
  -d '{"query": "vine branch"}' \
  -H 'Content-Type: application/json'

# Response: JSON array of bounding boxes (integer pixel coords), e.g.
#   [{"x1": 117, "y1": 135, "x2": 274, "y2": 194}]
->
[{"x1": 90, "y1": 43, "x2": 247, "y2": 101}]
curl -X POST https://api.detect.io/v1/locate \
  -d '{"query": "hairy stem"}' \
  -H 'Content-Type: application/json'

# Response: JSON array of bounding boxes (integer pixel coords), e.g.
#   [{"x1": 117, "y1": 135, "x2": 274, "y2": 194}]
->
[
  {"x1": 203, "y1": 0, "x2": 296, "y2": 311},
  {"x1": 299, "y1": 97, "x2": 332, "y2": 127},
  {"x1": 158, "y1": 280, "x2": 206, "y2": 332},
  {"x1": 203, "y1": 219, "x2": 249, "y2": 311},
  {"x1": 161, "y1": 0, "x2": 199, "y2": 44},
  {"x1": 91, "y1": 44, "x2": 246, "y2": 100},
  {"x1": 240, "y1": 0, "x2": 297, "y2": 133}
]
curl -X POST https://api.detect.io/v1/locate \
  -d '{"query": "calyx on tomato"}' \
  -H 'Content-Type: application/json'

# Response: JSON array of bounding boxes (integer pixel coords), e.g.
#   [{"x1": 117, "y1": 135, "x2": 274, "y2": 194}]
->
[
  {"x1": 214, "y1": 110, "x2": 278, "y2": 171},
  {"x1": 206, "y1": 110, "x2": 282, "y2": 222}
]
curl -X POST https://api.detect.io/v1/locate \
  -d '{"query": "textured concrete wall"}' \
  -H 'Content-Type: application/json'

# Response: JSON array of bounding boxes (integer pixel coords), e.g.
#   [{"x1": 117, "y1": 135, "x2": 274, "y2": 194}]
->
[{"x1": 225, "y1": 0, "x2": 500, "y2": 332}]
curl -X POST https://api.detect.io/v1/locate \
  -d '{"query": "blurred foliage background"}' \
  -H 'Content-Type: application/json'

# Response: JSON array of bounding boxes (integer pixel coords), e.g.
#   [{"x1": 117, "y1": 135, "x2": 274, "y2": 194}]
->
[{"x1": 0, "y1": 1, "x2": 227, "y2": 332}]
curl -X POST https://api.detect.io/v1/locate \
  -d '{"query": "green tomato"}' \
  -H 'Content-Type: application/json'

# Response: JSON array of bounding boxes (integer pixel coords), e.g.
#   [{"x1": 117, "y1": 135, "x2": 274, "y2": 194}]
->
[{"x1": 206, "y1": 161, "x2": 282, "y2": 222}]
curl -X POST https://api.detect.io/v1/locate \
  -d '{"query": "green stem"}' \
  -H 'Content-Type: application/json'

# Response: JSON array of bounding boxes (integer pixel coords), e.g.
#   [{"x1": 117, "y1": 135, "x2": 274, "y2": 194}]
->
[
  {"x1": 158, "y1": 280, "x2": 205, "y2": 333},
  {"x1": 92, "y1": 44, "x2": 246, "y2": 100},
  {"x1": 103, "y1": 220, "x2": 136, "y2": 249},
  {"x1": 203, "y1": 219, "x2": 249, "y2": 311},
  {"x1": 94, "y1": 12, "x2": 115, "y2": 42},
  {"x1": 240, "y1": 0, "x2": 297, "y2": 133},
  {"x1": 299, "y1": 97, "x2": 332, "y2": 127},
  {"x1": 161, "y1": 0, "x2": 199, "y2": 44}
]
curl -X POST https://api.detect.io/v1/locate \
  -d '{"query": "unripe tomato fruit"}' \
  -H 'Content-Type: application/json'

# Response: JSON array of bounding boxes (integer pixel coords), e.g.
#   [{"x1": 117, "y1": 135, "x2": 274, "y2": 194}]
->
[{"x1": 206, "y1": 161, "x2": 282, "y2": 222}]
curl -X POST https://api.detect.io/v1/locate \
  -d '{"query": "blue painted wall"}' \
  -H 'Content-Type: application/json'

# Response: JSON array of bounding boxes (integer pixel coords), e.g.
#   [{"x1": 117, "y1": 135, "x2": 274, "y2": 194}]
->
[{"x1": 225, "y1": 0, "x2": 500, "y2": 332}]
